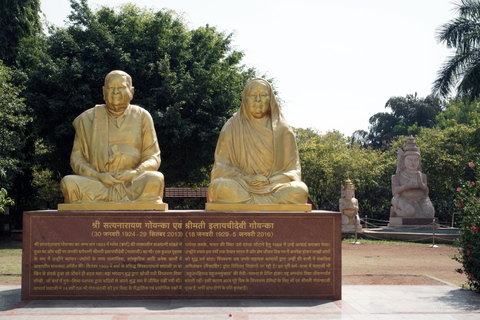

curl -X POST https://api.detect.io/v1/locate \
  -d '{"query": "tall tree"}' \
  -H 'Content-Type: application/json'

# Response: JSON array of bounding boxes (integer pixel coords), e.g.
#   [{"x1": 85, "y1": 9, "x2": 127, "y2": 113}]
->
[
  {"x1": 0, "y1": 61, "x2": 32, "y2": 221},
  {"x1": 0, "y1": 62, "x2": 31, "y2": 191},
  {"x1": 19, "y1": 0, "x2": 257, "y2": 193},
  {"x1": 367, "y1": 93, "x2": 444, "y2": 148},
  {"x1": 436, "y1": 99, "x2": 480, "y2": 128},
  {"x1": 434, "y1": 0, "x2": 480, "y2": 101},
  {"x1": 0, "y1": 0, "x2": 41, "y2": 66}
]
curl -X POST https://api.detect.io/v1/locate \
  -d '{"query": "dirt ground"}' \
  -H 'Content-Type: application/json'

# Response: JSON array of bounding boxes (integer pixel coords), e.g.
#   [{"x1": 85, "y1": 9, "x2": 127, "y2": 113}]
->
[
  {"x1": 0, "y1": 241, "x2": 468, "y2": 287},
  {"x1": 342, "y1": 242, "x2": 466, "y2": 287}
]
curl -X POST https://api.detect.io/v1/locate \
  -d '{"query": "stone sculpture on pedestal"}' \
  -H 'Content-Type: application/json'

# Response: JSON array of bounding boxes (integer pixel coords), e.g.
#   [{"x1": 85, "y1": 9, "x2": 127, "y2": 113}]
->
[
  {"x1": 339, "y1": 179, "x2": 362, "y2": 232},
  {"x1": 206, "y1": 78, "x2": 310, "y2": 211},
  {"x1": 389, "y1": 136, "x2": 434, "y2": 226},
  {"x1": 59, "y1": 70, "x2": 165, "y2": 210}
]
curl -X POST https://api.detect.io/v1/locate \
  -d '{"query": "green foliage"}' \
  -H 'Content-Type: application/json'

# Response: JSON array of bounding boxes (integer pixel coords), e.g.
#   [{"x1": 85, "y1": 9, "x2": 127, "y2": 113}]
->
[
  {"x1": 367, "y1": 93, "x2": 444, "y2": 149},
  {"x1": 436, "y1": 99, "x2": 480, "y2": 129},
  {"x1": 0, "y1": 188, "x2": 14, "y2": 214},
  {"x1": 453, "y1": 161, "x2": 480, "y2": 292},
  {"x1": 389, "y1": 126, "x2": 480, "y2": 221},
  {"x1": 18, "y1": 0, "x2": 256, "y2": 190},
  {"x1": 297, "y1": 126, "x2": 480, "y2": 223},
  {"x1": 30, "y1": 166, "x2": 63, "y2": 210},
  {"x1": 0, "y1": 61, "x2": 32, "y2": 191},
  {"x1": 296, "y1": 128, "x2": 395, "y2": 220},
  {"x1": 0, "y1": 0, "x2": 41, "y2": 66},
  {"x1": 434, "y1": 0, "x2": 480, "y2": 101}
]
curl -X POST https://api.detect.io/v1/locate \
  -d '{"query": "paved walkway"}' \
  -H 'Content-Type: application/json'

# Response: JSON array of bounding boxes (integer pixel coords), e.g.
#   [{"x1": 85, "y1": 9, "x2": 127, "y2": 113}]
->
[{"x1": 0, "y1": 284, "x2": 479, "y2": 319}]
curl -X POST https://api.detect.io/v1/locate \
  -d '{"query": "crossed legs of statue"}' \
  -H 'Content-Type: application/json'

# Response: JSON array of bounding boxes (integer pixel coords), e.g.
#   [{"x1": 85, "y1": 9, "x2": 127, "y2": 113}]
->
[
  {"x1": 60, "y1": 171, "x2": 164, "y2": 203},
  {"x1": 391, "y1": 196, "x2": 435, "y2": 218},
  {"x1": 208, "y1": 177, "x2": 308, "y2": 204}
]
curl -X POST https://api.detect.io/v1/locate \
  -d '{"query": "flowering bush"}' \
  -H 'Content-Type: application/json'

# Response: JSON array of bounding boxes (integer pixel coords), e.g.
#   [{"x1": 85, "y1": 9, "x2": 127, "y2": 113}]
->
[{"x1": 453, "y1": 162, "x2": 480, "y2": 292}]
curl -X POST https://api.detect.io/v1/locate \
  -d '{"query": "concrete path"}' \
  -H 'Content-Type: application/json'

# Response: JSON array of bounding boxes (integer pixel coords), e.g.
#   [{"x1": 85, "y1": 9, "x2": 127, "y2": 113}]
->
[{"x1": 1, "y1": 284, "x2": 479, "y2": 319}]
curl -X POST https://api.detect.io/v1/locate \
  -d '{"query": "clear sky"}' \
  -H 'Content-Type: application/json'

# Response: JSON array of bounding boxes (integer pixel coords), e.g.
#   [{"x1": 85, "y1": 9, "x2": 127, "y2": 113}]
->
[{"x1": 40, "y1": 0, "x2": 457, "y2": 136}]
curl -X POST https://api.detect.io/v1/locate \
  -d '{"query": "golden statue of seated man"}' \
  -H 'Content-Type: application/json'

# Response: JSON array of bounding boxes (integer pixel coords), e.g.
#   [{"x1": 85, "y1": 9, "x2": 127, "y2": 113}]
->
[
  {"x1": 60, "y1": 70, "x2": 164, "y2": 204},
  {"x1": 207, "y1": 78, "x2": 308, "y2": 204}
]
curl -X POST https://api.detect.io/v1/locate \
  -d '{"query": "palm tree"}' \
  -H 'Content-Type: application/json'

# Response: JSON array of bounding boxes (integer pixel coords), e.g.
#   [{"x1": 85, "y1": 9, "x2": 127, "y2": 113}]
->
[{"x1": 433, "y1": 0, "x2": 480, "y2": 101}]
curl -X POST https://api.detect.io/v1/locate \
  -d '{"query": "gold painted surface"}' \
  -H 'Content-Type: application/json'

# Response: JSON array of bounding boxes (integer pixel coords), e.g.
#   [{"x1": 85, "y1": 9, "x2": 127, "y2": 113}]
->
[
  {"x1": 58, "y1": 202, "x2": 167, "y2": 211},
  {"x1": 205, "y1": 203, "x2": 312, "y2": 212},
  {"x1": 207, "y1": 78, "x2": 309, "y2": 205},
  {"x1": 59, "y1": 70, "x2": 164, "y2": 208}
]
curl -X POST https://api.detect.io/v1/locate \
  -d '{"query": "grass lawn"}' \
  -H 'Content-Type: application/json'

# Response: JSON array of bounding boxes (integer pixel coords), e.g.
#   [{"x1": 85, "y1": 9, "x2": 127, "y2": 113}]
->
[{"x1": 0, "y1": 238, "x2": 22, "y2": 285}]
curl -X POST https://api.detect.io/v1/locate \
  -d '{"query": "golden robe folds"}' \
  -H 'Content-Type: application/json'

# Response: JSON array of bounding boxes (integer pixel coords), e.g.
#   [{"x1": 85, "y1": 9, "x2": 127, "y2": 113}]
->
[{"x1": 61, "y1": 104, "x2": 164, "y2": 203}]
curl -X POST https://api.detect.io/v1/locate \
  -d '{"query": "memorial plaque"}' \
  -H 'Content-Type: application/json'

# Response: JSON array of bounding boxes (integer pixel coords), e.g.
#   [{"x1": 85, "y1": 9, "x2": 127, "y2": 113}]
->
[{"x1": 22, "y1": 210, "x2": 341, "y2": 300}]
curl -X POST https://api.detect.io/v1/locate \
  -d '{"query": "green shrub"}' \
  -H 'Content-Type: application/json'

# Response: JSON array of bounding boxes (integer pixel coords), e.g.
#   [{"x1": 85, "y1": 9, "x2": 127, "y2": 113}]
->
[
  {"x1": 296, "y1": 128, "x2": 395, "y2": 219},
  {"x1": 453, "y1": 161, "x2": 480, "y2": 292}
]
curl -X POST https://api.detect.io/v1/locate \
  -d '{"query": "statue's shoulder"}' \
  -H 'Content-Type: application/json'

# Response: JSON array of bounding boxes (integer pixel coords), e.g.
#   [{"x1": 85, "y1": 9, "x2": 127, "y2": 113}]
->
[
  {"x1": 74, "y1": 105, "x2": 105, "y2": 124},
  {"x1": 129, "y1": 104, "x2": 144, "y2": 111},
  {"x1": 220, "y1": 113, "x2": 236, "y2": 132},
  {"x1": 129, "y1": 105, "x2": 152, "y2": 117}
]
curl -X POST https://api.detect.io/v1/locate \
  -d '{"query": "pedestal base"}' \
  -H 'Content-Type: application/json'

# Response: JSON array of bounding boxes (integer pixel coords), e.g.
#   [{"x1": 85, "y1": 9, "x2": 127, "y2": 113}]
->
[
  {"x1": 205, "y1": 203, "x2": 312, "y2": 212},
  {"x1": 388, "y1": 217, "x2": 438, "y2": 228},
  {"x1": 22, "y1": 209, "x2": 340, "y2": 300},
  {"x1": 58, "y1": 202, "x2": 168, "y2": 211}
]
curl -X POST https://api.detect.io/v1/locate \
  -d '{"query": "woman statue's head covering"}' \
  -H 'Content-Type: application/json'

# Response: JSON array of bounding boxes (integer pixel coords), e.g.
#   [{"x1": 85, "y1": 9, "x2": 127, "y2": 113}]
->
[{"x1": 239, "y1": 78, "x2": 283, "y2": 124}]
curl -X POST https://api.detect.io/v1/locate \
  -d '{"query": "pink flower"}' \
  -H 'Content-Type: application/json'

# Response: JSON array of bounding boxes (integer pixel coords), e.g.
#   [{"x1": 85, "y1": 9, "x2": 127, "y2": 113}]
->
[
  {"x1": 459, "y1": 204, "x2": 462, "y2": 208},
  {"x1": 469, "y1": 162, "x2": 474, "y2": 167},
  {"x1": 467, "y1": 251, "x2": 470, "y2": 256},
  {"x1": 475, "y1": 227, "x2": 479, "y2": 232},
  {"x1": 473, "y1": 181, "x2": 476, "y2": 186},
  {"x1": 471, "y1": 273, "x2": 474, "y2": 279},
  {"x1": 457, "y1": 187, "x2": 461, "y2": 191},
  {"x1": 460, "y1": 269, "x2": 464, "y2": 274},
  {"x1": 469, "y1": 258, "x2": 471, "y2": 262}
]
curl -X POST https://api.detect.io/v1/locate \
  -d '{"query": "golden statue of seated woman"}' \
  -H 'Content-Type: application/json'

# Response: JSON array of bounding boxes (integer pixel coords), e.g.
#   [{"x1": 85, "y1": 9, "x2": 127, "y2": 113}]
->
[
  {"x1": 206, "y1": 78, "x2": 309, "y2": 208},
  {"x1": 59, "y1": 70, "x2": 165, "y2": 210}
]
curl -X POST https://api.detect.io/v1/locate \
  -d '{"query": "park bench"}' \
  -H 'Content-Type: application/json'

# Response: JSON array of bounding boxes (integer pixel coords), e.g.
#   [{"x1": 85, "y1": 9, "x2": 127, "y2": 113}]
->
[
  {"x1": 164, "y1": 187, "x2": 208, "y2": 200},
  {"x1": 164, "y1": 187, "x2": 317, "y2": 210}
]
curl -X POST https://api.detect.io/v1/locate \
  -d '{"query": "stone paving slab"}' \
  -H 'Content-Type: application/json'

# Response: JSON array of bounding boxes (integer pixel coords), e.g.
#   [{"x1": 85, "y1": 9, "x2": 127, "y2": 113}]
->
[{"x1": 1, "y1": 285, "x2": 479, "y2": 319}]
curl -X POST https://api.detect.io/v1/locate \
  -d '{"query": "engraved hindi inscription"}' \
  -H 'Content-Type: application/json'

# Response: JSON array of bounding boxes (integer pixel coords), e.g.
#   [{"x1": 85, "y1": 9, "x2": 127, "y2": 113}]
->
[{"x1": 22, "y1": 211, "x2": 341, "y2": 299}]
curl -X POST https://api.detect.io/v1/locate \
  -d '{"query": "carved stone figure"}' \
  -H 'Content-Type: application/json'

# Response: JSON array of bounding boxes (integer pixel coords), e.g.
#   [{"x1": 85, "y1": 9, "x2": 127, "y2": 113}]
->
[
  {"x1": 339, "y1": 179, "x2": 362, "y2": 231},
  {"x1": 207, "y1": 78, "x2": 308, "y2": 205},
  {"x1": 390, "y1": 136, "x2": 434, "y2": 218},
  {"x1": 60, "y1": 70, "x2": 164, "y2": 205}
]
